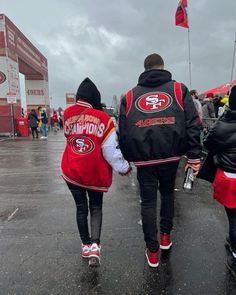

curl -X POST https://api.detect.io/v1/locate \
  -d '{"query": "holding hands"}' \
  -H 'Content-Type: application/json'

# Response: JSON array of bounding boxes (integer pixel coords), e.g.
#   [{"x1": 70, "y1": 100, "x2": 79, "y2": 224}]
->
[{"x1": 119, "y1": 165, "x2": 132, "y2": 176}]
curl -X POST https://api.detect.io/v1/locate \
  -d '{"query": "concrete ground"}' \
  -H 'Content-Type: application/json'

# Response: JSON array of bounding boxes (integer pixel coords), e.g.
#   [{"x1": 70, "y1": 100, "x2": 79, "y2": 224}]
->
[{"x1": 0, "y1": 131, "x2": 236, "y2": 295}]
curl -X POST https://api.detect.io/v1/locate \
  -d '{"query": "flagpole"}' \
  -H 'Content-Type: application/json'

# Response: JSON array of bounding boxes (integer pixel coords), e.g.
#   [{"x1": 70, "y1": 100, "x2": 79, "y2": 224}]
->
[
  {"x1": 187, "y1": 27, "x2": 192, "y2": 89},
  {"x1": 230, "y1": 32, "x2": 236, "y2": 84},
  {"x1": 175, "y1": 0, "x2": 192, "y2": 88}
]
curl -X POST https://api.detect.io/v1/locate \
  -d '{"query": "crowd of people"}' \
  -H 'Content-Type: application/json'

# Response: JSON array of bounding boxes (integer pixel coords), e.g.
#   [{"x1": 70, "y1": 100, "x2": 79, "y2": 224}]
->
[
  {"x1": 191, "y1": 90, "x2": 230, "y2": 127},
  {"x1": 26, "y1": 107, "x2": 64, "y2": 139}
]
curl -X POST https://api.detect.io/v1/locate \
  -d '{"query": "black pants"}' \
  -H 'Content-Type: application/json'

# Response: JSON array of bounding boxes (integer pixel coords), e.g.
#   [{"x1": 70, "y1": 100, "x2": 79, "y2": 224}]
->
[
  {"x1": 225, "y1": 207, "x2": 236, "y2": 253},
  {"x1": 31, "y1": 127, "x2": 38, "y2": 138},
  {"x1": 137, "y1": 162, "x2": 179, "y2": 252},
  {"x1": 67, "y1": 183, "x2": 103, "y2": 245}
]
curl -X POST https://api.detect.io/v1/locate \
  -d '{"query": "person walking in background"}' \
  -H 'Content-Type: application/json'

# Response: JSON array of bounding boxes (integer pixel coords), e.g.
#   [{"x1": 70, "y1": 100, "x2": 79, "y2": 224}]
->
[
  {"x1": 202, "y1": 93, "x2": 216, "y2": 137},
  {"x1": 37, "y1": 106, "x2": 42, "y2": 133},
  {"x1": 218, "y1": 92, "x2": 229, "y2": 117},
  {"x1": 202, "y1": 93, "x2": 216, "y2": 118},
  {"x1": 203, "y1": 85, "x2": 236, "y2": 277},
  {"x1": 28, "y1": 109, "x2": 39, "y2": 139},
  {"x1": 190, "y1": 89, "x2": 204, "y2": 144},
  {"x1": 52, "y1": 110, "x2": 59, "y2": 133},
  {"x1": 190, "y1": 89, "x2": 203, "y2": 129},
  {"x1": 61, "y1": 77, "x2": 131, "y2": 267},
  {"x1": 40, "y1": 109, "x2": 48, "y2": 139},
  {"x1": 213, "y1": 93, "x2": 224, "y2": 118},
  {"x1": 58, "y1": 109, "x2": 64, "y2": 129},
  {"x1": 119, "y1": 53, "x2": 201, "y2": 268}
]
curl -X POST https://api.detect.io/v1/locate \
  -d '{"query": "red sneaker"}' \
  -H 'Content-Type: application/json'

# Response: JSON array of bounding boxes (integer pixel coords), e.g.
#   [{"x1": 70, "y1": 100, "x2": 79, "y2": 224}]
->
[
  {"x1": 145, "y1": 249, "x2": 159, "y2": 267},
  {"x1": 81, "y1": 244, "x2": 91, "y2": 258},
  {"x1": 160, "y1": 233, "x2": 172, "y2": 250}
]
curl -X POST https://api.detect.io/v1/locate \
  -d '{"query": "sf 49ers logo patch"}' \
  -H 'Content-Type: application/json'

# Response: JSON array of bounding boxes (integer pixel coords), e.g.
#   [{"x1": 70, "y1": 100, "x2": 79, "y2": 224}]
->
[
  {"x1": 69, "y1": 136, "x2": 95, "y2": 155},
  {"x1": 0, "y1": 71, "x2": 6, "y2": 84},
  {"x1": 135, "y1": 92, "x2": 172, "y2": 113}
]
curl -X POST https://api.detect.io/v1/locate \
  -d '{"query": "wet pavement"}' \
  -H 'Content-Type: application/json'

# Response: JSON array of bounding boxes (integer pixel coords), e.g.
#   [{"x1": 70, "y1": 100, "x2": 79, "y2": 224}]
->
[{"x1": 0, "y1": 131, "x2": 236, "y2": 295}]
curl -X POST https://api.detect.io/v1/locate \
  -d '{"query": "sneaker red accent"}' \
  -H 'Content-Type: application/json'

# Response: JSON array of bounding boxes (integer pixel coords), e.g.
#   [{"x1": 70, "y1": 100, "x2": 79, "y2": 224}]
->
[
  {"x1": 81, "y1": 244, "x2": 91, "y2": 258},
  {"x1": 146, "y1": 249, "x2": 159, "y2": 267},
  {"x1": 160, "y1": 233, "x2": 172, "y2": 250},
  {"x1": 89, "y1": 243, "x2": 101, "y2": 267}
]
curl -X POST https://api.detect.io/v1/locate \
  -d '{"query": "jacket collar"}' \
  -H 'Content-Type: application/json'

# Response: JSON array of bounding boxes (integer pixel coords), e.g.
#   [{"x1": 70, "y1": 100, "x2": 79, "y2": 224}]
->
[
  {"x1": 138, "y1": 69, "x2": 172, "y2": 87},
  {"x1": 76, "y1": 100, "x2": 93, "y2": 109}
]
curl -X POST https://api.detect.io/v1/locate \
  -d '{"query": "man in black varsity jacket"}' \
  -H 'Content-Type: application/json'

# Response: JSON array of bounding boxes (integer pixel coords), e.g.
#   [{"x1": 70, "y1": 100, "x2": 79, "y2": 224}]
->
[{"x1": 119, "y1": 53, "x2": 202, "y2": 268}]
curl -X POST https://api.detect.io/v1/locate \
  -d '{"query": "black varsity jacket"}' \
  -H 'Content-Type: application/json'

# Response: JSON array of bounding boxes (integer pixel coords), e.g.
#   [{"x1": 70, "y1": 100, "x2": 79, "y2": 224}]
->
[{"x1": 119, "y1": 69, "x2": 201, "y2": 167}]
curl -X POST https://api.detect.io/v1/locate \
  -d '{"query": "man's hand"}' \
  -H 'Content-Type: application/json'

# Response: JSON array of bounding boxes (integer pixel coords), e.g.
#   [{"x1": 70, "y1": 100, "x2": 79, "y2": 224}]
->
[
  {"x1": 185, "y1": 163, "x2": 201, "y2": 176},
  {"x1": 119, "y1": 166, "x2": 132, "y2": 176}
]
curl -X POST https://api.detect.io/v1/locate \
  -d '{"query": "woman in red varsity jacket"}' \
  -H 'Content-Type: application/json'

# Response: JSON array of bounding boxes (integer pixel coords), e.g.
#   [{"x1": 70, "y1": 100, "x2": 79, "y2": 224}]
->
[{"x1": 61, "y1": 78, "x2": 131, "y2": 267}]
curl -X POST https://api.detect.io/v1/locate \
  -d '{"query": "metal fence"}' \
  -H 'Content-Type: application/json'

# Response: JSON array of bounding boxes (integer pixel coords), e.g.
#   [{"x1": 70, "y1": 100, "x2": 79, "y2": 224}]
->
[{"x1": 202, "y1": 117, "x2": 218, "y2": 128}]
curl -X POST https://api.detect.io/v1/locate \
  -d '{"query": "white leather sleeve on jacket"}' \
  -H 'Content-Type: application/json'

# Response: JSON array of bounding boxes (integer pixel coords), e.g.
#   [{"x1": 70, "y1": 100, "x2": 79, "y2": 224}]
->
[{"x1": 101, "y1": 130, "x2": 130, "y2": 173}]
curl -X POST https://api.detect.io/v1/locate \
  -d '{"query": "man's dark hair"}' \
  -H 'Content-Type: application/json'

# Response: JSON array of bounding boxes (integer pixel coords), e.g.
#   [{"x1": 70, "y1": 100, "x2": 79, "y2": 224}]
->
[
  {"x1": 144, "y1": 53, "x2": 164, "y2": 70},
  {"x1": 190, "y1": 90, "x2": 197, "y2": 96}
]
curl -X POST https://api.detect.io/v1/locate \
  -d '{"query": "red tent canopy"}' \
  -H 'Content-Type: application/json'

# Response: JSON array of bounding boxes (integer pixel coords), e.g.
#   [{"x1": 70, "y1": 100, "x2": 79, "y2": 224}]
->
[{"x1": 203, "y1": 80, "x2": 236, "y2": 95}]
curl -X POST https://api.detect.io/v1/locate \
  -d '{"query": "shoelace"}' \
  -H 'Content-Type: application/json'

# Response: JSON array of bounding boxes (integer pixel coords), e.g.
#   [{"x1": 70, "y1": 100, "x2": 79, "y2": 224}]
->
[{"x1": 90, "y1": 245, "x2": 100, "y2": 252}]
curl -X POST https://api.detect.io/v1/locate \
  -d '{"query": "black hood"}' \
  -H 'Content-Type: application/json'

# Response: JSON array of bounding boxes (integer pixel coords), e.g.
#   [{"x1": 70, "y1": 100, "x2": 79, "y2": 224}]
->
[
  {"x1": 138, "y1": 69, "x2": 172, "y2": 88},
  {"x1": 76, "y1": 77, "x2": 102, "y2": 110}
]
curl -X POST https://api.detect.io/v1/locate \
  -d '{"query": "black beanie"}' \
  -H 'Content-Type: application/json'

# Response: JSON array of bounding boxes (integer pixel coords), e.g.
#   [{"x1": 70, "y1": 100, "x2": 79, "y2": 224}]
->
[
  {"x1": 229, "y1": 85, "x2": 236, "y2": 111},
  {"x1": 76, "y1": 77, "x2": 102, "y2": 110}
]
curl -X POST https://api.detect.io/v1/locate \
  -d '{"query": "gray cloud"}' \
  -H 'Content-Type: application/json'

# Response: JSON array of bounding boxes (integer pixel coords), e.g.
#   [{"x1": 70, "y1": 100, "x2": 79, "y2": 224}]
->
[{"x1": 1, "y1": 0, "x2": 236, "y2": 108}]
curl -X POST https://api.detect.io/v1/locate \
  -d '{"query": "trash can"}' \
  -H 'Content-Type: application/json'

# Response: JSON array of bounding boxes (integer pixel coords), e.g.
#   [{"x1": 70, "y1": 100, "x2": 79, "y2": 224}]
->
[{"x1": 15, "y1": 118, "x2": 29, "y2": 137}]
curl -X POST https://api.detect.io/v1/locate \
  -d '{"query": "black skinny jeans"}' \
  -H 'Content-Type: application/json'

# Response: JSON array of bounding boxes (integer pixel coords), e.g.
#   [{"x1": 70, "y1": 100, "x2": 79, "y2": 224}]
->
[
  {"x1": 31, "y1": 127, "x2": 38, "y2": 138},
  {"x1": 225, "y1": 207, "x2": 236, "y2": 253},
  {"x1": 137, "y1": 162, "x2": 179, "y2": 252},
  {"x1": 67, "y1": 183, "x2": 103, "y2": 245}
]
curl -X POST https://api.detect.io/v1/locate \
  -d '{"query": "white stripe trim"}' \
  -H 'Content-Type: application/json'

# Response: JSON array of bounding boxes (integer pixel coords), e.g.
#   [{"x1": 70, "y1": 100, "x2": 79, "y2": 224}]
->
[
  {"x1": 62, "y1": 173, "x2": 108, "y2": 192},
  {"x1": 224, "y1": 172, "x2": 236, "y2": 179},
  {"x1": 187, "y1": 159, "x2": 201, "y2": 164},
  {"x1": 134, "y1": 157, "x2": 181, "y2": 167},
  {"x1": 76, "y1": 100, "x2": 92, "y2": 108}
]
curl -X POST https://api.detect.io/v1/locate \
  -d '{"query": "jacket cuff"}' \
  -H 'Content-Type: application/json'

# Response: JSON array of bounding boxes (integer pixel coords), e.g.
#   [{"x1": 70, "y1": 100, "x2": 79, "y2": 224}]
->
[{"x1": 187, "y1": 158, "x2": 201, "y2": 165}]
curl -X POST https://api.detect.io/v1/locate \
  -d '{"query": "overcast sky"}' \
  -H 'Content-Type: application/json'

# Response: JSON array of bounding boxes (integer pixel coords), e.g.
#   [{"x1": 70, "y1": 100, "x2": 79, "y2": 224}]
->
[{"x1": 1, "y1": 0, "x2": 236, "y2": 108}]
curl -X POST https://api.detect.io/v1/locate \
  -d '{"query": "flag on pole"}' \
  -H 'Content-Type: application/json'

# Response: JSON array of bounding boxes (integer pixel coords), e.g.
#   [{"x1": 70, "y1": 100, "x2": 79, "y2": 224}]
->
[{"x1": 175, "y1": 0, "x2": 189, "y2": 28}]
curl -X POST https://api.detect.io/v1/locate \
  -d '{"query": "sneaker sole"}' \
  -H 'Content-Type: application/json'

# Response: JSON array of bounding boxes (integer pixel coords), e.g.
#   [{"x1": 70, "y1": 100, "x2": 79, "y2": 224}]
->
[
  {"x1": 82, "y1": 254, "x2": 90, "y2": 258},
  {"x1": 89, "y1": 257, "x2": 100, "y2": 267},
  {"x1": 160, "y1": 242, "x2": 172, "y2": 250},
  {"x1": 145, "y1": 252, "x2": 159, "y2": 268}
]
